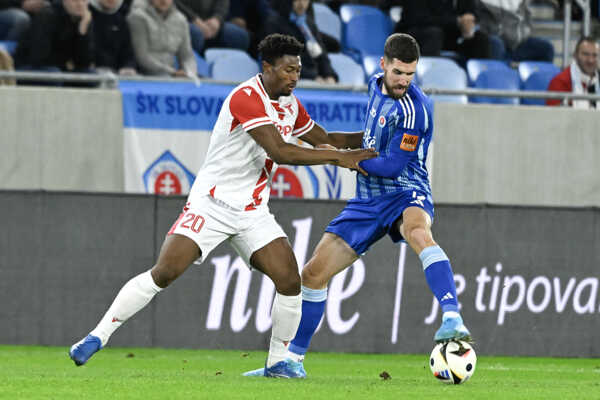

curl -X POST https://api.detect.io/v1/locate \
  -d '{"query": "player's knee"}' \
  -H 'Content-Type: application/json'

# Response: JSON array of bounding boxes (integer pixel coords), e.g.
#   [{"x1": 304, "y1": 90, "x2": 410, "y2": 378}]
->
[
  {"x1": 301, "y1": 264, "x2": 328, "y2": 289},
  {"x1": 274, "y1": 270, "x2": 301, "y2": 296},
  {"x1": 151, "y1": 261, "x2": 183, "y2": 288},
  {"x1": 406, "y1": 225, "x2": 434, "y2": 248}
]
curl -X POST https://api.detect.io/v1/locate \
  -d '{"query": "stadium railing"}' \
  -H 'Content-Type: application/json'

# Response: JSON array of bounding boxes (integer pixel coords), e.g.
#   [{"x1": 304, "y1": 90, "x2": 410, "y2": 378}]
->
[{"x1": 1, "y1": 70, "x2": 600, "y2": 105}]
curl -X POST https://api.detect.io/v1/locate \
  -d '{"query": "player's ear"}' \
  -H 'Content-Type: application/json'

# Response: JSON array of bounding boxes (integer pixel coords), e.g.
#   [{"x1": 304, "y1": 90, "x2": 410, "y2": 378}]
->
[
  {"x1": 262, "y1": 60, "x2": 272, "y2": 74},
  {"x1": 379, "y1": 56, "x2": 386, "y2": 71}
]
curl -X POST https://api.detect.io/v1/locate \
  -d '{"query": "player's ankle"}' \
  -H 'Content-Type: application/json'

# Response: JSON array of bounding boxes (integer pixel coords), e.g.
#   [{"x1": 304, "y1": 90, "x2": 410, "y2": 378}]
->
[{"x1": 287, "y1": 351, "x2": 304, "y2": 363}]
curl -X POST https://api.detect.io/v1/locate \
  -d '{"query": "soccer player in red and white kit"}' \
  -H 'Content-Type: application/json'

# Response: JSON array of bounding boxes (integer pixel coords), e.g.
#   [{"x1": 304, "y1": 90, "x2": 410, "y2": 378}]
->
[{"x1": 69, "y1": 34, "x2": 377, "y2": 376}]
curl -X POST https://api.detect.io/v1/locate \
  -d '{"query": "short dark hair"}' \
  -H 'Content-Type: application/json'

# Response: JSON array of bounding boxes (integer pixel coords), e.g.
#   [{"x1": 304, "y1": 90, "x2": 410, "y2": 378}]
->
[
  {"x1": 575, "y1": 35, "x2": 599, "y2": 53},
  {"x1": 258, "y1": 34, "x2": 304, "y2": 65},
  {"x1": 384, "y1": 33, "x2": 420, "y2": 63}
]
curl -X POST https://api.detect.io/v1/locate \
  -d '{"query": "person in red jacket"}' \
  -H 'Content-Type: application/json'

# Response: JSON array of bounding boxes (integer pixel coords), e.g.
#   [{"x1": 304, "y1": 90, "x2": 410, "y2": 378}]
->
[{"x1": 547, "y1": 36, "x2": 599, "y2": 109}]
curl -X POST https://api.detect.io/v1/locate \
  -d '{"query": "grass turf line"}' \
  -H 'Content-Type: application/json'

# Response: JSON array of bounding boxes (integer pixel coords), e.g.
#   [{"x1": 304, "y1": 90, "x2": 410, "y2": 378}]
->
[{"x1": 0, "y1": 345, "x2": 599, "y2": 399}]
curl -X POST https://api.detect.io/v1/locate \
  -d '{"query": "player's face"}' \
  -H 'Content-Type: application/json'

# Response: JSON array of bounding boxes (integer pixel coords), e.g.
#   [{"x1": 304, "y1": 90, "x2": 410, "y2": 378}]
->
[
  {"x1": 575, "y1": 41, "x2": 599, "y2": 77},
  {"x1": 380, "y1": 57, "x2": 417, "y2": 99},
  {"x1": 268, "y1": 55, "x2": 302, "y2": 97}
]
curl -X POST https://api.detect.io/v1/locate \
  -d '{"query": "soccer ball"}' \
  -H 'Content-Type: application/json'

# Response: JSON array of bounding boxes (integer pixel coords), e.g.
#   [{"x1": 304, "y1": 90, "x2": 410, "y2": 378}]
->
[{"x1": 429, "y1": 340, "x2": 476, "y2": 384}]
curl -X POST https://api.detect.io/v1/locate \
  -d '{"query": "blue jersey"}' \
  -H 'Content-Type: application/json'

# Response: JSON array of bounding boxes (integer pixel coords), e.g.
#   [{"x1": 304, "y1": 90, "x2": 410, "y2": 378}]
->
[{"x1": 356, "y1": 74, "x2": 433, "y2": 200}]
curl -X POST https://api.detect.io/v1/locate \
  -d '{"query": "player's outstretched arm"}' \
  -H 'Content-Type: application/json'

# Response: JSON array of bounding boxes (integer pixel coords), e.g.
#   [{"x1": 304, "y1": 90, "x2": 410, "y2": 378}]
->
[
  {"x1": 358, "y1": 133, "x2": 416, "y2": 178},
  {"x1": 248, "y1": 124, "x2": 377, "y2": 175},
  {"x1": 300, "y1": 123, "x2": 364, "y2": 149}
]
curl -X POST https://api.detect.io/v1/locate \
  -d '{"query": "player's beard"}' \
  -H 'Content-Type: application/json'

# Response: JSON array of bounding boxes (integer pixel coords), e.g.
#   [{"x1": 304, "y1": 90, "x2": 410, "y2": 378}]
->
[{"x1": 382, "y1": 74, "x2": 408, "y2": 100}]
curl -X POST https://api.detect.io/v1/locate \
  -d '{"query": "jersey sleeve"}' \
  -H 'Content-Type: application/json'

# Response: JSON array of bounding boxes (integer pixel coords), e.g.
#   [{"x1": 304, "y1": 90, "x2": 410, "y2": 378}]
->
[
  {"x1": 359, "y1": 99, "x2": 424, "y2": 179},
  {"x1": 358, "y1": 129, "x2": 420, "y2": 178},
  {"x1": 292, "y1": 98, "x2": 315, "y2": 137},
  {"x1": 229, "y1": 87, "x2": 274, "y2": 132}
]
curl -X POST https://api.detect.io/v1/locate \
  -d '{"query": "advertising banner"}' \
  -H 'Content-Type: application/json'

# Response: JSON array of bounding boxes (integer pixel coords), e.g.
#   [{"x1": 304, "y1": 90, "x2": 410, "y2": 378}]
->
[
  {"x1": 119, "y1": 81, "x2": 369, "y2": 200},
  {"x1": 1, "y1": 191, "x2": 598, "y2": 357}
]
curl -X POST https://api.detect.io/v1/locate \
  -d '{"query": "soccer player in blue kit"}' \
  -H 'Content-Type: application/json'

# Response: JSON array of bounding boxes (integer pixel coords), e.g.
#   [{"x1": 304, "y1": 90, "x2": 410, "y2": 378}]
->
[{"x1": 244, "y1": 33, "x2": 471, "y2": 378}]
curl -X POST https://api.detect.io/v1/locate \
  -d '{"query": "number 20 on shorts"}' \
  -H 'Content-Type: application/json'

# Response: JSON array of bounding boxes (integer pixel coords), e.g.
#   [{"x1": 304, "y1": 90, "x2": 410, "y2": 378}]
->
[{"x1": 170, "y1": 212, "x2": 205, "y2": 234}]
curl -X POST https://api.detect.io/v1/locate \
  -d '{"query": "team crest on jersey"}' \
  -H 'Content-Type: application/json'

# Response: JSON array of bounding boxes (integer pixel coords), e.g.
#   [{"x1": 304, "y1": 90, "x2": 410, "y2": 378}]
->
[
  {"x1": 143, "y1": 150, "x2": 196, "y2": 195},
  {"x1": 378, "y1": 116, "x2": 386, "y2": 128}
]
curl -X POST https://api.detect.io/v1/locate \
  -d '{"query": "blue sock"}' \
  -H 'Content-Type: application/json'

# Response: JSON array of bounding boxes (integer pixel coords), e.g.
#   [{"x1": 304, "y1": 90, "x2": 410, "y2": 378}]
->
[
  {"x1": 419, "y1": 245, "x2": 459, "y2": 313},
  {"x1": 288, "y1": 286, "x2": 327, "y2": 357}
]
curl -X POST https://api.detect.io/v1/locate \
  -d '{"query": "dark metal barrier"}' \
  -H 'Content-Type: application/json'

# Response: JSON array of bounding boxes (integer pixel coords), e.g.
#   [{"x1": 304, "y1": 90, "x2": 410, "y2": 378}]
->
[{"x1": 1, "y1": 191, "x2": 598, "y2": 357}]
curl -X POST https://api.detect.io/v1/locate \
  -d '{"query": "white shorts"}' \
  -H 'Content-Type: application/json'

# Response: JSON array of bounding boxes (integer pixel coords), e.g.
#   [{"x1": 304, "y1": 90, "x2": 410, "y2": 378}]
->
[{"x1": 168, "y1": 195, "x2": 287, "y2": 268}]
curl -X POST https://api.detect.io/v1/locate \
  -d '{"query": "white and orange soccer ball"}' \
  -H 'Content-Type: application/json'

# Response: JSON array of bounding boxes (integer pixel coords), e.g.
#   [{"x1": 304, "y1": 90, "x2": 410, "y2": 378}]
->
[{"x1": 429, "y1": 340, "x2": 477, "y2": 384}]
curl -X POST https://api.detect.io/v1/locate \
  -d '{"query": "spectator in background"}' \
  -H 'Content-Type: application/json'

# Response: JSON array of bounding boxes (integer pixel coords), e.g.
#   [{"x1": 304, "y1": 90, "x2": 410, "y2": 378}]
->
[
  {"x1": 128, "y1": 0, "x2": 196, "y2": 77},
  {"x1": 0, "y1": 48, "x2": 16, "y2": 84},
  {"x1": 263, "y1": 0, "x2": 337, "y2": 83},
  {"x1": 227, "y1": 0, "x2": 273, "y2": 57},
  {"x1": 14, "y1": 0, "x2": 94, "y2": 73},
  {"x1": 0, "y1": 0, "x2": 48, "y2": 41},
  {"x1": 394, "y1": 0, "x2": 491, "y2": 64},
  {"x1": 477, "y1": 0, "x2": 554, "y2": 62},
  {"x1": 547, "y1": 36, "x2": 599, "y2": 109},
  {"x1": 316, "y1": 0, "x2": 382, "y2": 13},
  {"x1": 90, "y1": 0, "x2": 137, "y2": 75},
  {"x1": 175, "y1": 0, "x2": 249, "y2": 54}
]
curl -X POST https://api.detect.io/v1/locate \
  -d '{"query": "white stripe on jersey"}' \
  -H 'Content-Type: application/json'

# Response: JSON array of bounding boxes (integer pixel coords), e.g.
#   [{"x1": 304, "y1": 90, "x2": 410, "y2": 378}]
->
[
  {"x1": 398, "y1": 98, "x2": 408, "y2": 128},
  {"x1": 406, "y1": 94, "x2": 416, "y2": 129}
]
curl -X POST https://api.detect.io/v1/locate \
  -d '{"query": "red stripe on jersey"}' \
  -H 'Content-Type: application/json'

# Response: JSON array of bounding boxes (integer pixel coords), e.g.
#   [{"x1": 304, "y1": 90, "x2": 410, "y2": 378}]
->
[
  {"x1": 243, "y1": 118, "x2": 273, "y2": 130},
  {"x1": 244, "y1": 159, "x2": 274, "y2": 211},
  {"x1": 167, "y1": 212, "x2": 185, "y2": 235},
  {"x1": 230, "y1": 118, "x2": 240, "y2": 132},
  {"x1": 292, "y1": 120, "x2": 314, "y2": 136}
]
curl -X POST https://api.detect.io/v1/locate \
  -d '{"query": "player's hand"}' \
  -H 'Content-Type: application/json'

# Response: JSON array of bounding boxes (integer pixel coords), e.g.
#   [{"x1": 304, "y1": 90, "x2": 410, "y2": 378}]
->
[{"x1": 337, "y1": 148, "x2": 378, "y2": 176}]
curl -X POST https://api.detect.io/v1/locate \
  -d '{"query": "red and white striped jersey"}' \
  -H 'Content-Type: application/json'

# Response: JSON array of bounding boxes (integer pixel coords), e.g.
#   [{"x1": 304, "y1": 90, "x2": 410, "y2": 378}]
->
[{"x1": 189, "y1": 74, "x2": 314, "y2": 211}]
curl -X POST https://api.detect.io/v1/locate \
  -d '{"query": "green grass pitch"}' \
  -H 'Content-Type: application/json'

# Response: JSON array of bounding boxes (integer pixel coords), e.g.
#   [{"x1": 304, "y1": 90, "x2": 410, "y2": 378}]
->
[{"x1": 1, "y1": 345, "x2": 598, "y2": 399}]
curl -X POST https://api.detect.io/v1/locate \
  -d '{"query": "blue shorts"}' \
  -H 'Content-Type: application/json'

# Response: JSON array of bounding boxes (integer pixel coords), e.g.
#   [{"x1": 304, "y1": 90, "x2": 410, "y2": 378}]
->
[{"x1": 325, "y1": 189, "x2": 434, "y2": 255}]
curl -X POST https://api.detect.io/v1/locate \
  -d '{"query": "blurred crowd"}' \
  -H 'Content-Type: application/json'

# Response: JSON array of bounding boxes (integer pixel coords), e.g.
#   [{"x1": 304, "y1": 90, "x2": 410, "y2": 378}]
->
[{"x1": 0, "y1": 0, "x2": 598, "y2": 107}]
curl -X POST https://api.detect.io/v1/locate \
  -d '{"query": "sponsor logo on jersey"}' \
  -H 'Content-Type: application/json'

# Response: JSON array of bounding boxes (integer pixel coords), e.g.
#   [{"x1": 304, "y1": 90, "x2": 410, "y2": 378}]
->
[
  {"x1": 143, "y1": 150, "x2": 196, "y2": 195},
  {"x1": 400, "y1": 133, "x2": 419, "y2": 151}
]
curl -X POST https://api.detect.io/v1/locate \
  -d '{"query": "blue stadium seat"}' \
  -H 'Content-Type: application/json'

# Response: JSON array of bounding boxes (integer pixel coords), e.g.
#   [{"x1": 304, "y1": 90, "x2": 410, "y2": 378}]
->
[
  {"x1": 466, "y1": 59, "x2": 511, "y2": 85},
  {"x1": 204, "y1": 48, "x2": 251, "y2": 65},
  {"x1": 0, "y1": 40, "x2": 17, "y2": 55},
  {"x1": 342, "y1": 14, "x2": 392, "y2": 61},
  {"x1": 518, "y1": 61, "x2": 560, "y2": 105},
  {"x1": 328, "y1": 53, "x2": 365, "y2": 85},
  {"x1": 339, "y1": 4, "x2": 385, "y2": 23},
  {"x1": 417, "y1": 57, "x2": 462, "y2": 80},
  {"x1": 470, "y1": 68, "x2": 520, "y2": 104},
  {"x1": 417, "y1": 57, "x2": 468, "y2": 104},
  {"x1": 313, "y1": 3, "x2": 342, "y2": 43},
  {"x1": 210, "y1": 52, "x2": 259, "y2": 81},
  {"x1": 193, "y1": 51, "x2": 210, "y2": 78},
  {"x1": 362, "y1": 54, "x2": 383, "y2": 80},
  {"x1": 339, "y1": 5, "x2": 392, "y2": 61}
]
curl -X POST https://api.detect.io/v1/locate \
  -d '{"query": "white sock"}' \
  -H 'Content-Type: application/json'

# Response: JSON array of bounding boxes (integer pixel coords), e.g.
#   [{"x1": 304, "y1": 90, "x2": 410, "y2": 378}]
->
[
  {"x1": 442, "y1": 311, "x2": 460, "y2": 321},
  {"x1": 90, "y1": 270, "x2": 162, "y2": 347},
  {"x1": 267, "y1": 291, "x2": 301, "y2": 368}
]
